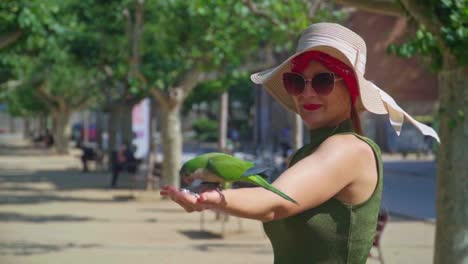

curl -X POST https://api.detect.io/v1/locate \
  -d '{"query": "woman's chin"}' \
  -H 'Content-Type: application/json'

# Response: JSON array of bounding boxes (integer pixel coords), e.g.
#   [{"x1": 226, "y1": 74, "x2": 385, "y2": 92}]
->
[
  {"x1": 305, "y1": 122, "x2": 323, "y2": 129},
  {"x1": 300, "y1": 114, "x2": 324, "y2": 129},
  {"x1": 301, "y1": 113, "x2": 338, "y2": 129}
]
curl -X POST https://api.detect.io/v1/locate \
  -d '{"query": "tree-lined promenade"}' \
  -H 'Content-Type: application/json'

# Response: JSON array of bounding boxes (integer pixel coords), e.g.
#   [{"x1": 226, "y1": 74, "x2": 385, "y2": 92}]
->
[
  {"x1": 1, "y1": 1, "x2": 466, "y2": 263},
  {"x1": 0, "y1": 134, "x2": 435, "y2": 264}
]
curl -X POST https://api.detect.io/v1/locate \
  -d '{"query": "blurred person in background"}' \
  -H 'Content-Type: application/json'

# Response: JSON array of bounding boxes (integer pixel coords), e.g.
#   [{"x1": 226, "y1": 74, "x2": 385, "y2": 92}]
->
[{"x1": 110, "y1": 141, "x2": 137, "y2": 188}]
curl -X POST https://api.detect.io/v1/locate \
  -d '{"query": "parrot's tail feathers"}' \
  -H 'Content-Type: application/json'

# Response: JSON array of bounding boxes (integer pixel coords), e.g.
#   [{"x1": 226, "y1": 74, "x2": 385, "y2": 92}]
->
[
  {"x1": 245, "y1": 176, "x2": 299, "y2": 205},
  {"x1": 241, "y1": 166, "x2": 270, "y2": 177}
]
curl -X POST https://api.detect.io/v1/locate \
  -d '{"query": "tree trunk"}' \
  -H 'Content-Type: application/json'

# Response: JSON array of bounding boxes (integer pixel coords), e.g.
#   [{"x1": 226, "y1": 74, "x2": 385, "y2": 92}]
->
[
  {"x1": 52, "y1": 109, "x2": 71, "y2": 154},
  {"x1": 39, "y1": 114, "x2": 47, "y2": 133},
  {"x1": 255, "y1": 87, "x2": 272, "y2": 149},
  {"x1": 147, "y1": 99, "x2": 159, "y2": 190},
  {"x1": 434, "y1": 66, "x2": 468, "y2": 264},
  {"x1": 51, "y1": 115, "x2": 57, "y2": 140},
  {"x1": 218, "y1": 92, "x2": 229, "y2": 152},
  {"x1": 106, "y1": 101, "x2": 135, "y2": 152},
  {"x1": 9, "y1": 115, "x2": 16, "y2": 133},
  {"x1": 96, "y1": 111, "x2": 103, "y2": 149},
  {"x1": 160, "y1": 105, "x2": 183, "y2": 188},
  {"x1": 106, "y1": 105, "x2": 119, "y2": 171},
  {"x1": 83, "y1": 111, "x2": 90, "y2": 144},
  {"x1": 23, "y1": 118, "x2": 30, "y2": 139},
  {"x1": 108, "y1": 105, "x2": 119, "y2": 153},
  {"x1": 122, "y1": 102, "x2": 134, "y2": 144}
]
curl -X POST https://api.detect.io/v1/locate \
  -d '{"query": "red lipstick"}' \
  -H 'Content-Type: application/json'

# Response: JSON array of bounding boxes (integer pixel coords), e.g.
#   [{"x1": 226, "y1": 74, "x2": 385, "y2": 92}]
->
[{"x1": 303, "y1": 104, "x2": 322, "y2": 111}]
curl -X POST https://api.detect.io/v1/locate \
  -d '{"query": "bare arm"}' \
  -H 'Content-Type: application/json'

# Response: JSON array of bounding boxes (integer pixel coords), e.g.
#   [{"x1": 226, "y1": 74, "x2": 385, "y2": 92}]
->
[
  {"x1": 161, "y1": 135, "x2": 374, "y2": 222},
  {"x1": 160, "y1": 185, "x2": 281, "y2": 222}
]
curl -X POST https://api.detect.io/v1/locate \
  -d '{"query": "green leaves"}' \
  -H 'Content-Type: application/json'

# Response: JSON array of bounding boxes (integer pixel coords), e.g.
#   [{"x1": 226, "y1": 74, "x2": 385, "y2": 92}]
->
[
  {"x1": 1, "y1": 86, "x2": 49, "y2": 117},
  {"x1": 192, "y1": 118, "x2": 219, "y2": 142},
  {"x1": 142, "y1": 0, "x2": 266, "y2": 86},
  {"x1": 1, "y1": 0, "x2": 350, "y2": 117},
  {"x1": 146, "y1": 0, "x2": 347, "y2": 96},
  {"x1": 0, "y1": 0, "x2": 111, "y2": 115},
  {"x1": 436, "y1": 0, "x2": 468, "y2": 65},
  {"x1": 389, "y1": 0, "x2": 468, "y2": 69},
  {"x1": 182, "y1": 71, "x2": 253, "y2": 115},
  {"x1": 387, "y1": 28, "x2": 443, "y2": 70}
]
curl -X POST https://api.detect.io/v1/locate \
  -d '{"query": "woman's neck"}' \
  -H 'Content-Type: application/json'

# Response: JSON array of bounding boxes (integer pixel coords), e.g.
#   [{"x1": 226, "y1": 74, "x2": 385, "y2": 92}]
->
[{"x1": 308, "y1": 119, "x2": 354, "y2": 146}]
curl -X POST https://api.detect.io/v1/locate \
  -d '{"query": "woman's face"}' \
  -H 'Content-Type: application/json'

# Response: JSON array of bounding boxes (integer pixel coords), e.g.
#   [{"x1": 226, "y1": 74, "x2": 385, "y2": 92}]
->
[{"x1": 292, "y1": 60, "x2": 351, "y2": 129}]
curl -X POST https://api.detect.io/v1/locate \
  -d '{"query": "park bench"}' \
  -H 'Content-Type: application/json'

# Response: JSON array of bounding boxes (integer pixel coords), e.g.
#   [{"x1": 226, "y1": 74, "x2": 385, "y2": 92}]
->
[{"x1": 80, "y1": 146, "x2": 104, "y2": 172}]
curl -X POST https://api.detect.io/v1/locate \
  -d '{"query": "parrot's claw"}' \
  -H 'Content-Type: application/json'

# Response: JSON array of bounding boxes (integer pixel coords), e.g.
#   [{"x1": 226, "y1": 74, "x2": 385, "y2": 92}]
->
[{"x1": 180, "y1": 188, "x2": 201, "y2": 199}]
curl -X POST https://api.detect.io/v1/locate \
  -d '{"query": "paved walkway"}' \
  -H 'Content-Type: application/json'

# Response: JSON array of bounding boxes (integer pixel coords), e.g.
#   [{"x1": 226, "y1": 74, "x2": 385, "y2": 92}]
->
[{"x1": 0, "y1": 134, "x2": 435, "y2": 264}]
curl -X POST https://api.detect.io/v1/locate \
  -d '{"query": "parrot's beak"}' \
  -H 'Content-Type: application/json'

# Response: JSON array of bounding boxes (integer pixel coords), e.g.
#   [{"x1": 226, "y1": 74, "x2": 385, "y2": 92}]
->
[{"x1": 182, "y1": 177, "x2": 194, "y2": 184}]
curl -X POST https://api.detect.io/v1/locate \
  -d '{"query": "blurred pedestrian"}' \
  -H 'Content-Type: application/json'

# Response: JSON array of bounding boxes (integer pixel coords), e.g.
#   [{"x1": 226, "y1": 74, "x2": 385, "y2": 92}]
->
[
  {"x1": 40, "y1": 129, "x2": 54, "y2": 148},
  {"x1": 77, "y1": 140, "x2": 102, "y2": 173},
  {"x1": 110, "y1": 141, "x2": 138, "y2": 188}
]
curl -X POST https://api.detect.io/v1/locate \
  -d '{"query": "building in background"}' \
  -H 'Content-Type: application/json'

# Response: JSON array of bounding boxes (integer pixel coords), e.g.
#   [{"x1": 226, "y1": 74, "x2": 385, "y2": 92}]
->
[{"x1": 349, "y1": 11, "x2": 438, "y2": 153}]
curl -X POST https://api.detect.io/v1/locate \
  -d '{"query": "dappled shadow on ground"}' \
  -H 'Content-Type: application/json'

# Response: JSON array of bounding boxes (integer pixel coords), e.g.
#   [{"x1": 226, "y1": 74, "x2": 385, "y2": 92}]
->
[
  {"x1": 192, "y1": 242, "x2": 271, "y2": 254},
  {"x1": 0, "y1": 144, "x2": 56, "y2": 157},
  {"x1": 138, "y1": 208, "x2": 187, "y2": 214},
  {"x1": 0, "y1": 211, "x2": 104, "y2": 223},
  {"x1": 112, "y1": 194, "x2": 137, "y2": 201},
  {"x1": 179, "y1": 230, "x2": 223, "y2": 240},
  {"x1": 0, "y1": 193, "x2": 114, "y2": 205},
  {"x1": 0, "y1": 140, "x2": 147, "y2": 192},
  {"x1": 0, "y1": 134, "x2": 81, "y2": 156},
  {"x1": 0, "y1": 186, "x2": 51, "y2": 192},
  {"x1": 0, "y1": 169, "x2": 111, "y2": 190},
  {"x1": 0, "y1": 169, "x2": 143, "y2": 205},
  {"x1": 0, "y1": 169, "x2": 146, "y2": 191},
  {"x1": 0, "y1": 241, "x2": 100, "y2": 256}
]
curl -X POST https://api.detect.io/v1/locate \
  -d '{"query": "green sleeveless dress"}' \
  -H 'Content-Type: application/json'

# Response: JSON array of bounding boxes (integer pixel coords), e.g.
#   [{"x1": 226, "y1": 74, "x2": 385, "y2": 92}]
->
[{"x1": 263, "y1": 119, "x2": 383, "y2": 264}]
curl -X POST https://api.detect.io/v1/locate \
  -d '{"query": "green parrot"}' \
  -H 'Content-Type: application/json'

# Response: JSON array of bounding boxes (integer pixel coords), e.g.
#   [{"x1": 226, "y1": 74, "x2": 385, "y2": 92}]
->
[{"x1": 179, "y1": 152, "x2": 298, "y2": 204}]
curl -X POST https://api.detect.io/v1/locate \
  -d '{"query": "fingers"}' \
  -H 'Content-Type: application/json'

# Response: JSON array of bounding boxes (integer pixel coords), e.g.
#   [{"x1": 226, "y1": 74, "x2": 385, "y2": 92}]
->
[{"x1": 160, "y1": 185, "x2": 210, "y2": 213}]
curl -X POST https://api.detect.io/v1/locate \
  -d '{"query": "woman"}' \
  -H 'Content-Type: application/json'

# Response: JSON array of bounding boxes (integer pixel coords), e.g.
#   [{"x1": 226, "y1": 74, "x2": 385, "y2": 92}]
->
[{"x1": 161, "y1": 23, "x2": 439, "y2": 263}]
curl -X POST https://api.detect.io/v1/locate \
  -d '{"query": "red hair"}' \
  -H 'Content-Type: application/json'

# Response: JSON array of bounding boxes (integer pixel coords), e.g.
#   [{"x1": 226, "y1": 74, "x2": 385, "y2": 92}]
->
[{"x1": 291, "y1": 50, "x2": 359, "y2": 105}]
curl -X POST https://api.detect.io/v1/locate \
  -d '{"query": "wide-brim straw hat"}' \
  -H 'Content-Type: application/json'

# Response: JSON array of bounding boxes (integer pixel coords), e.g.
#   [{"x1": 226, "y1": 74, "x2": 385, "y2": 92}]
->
[{"x1": 251, "y1": 23, "x2": 440, "y2": 142}]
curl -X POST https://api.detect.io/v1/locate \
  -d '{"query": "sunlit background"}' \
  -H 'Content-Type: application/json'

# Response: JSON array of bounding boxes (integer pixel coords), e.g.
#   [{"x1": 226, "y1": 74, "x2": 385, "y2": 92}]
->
[{"x1": 1, "y1": 1, "x2": 466, "y2": 263}]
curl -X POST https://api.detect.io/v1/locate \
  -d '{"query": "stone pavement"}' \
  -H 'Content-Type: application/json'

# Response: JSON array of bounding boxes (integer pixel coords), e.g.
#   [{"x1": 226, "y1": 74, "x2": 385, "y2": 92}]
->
[{"x1": 0, "y1": 134, "x2": 435, "y2": 264}]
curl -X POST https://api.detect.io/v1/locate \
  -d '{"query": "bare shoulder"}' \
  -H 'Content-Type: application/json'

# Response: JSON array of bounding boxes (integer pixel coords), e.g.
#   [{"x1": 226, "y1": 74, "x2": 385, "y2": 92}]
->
[
  {"x1": 316, "y1": 134, "x2": 375, "y2": 165},
  {"x1": 273, "y1": 133, "x2": 377, "y2": 214}
]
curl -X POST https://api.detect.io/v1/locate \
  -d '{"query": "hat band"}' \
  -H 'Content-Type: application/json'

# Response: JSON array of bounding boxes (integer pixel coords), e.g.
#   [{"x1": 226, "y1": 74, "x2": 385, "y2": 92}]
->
[{"x1": 297, "y1": 34, "x2": 367, "y2": 73}]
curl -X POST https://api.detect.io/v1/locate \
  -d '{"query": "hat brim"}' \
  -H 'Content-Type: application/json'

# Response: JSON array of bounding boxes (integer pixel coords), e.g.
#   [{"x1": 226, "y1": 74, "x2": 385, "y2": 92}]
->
[
  {"x1": 250, "y1": 45, "x2": 388, "y2": 115},
  {"x1": 250, "y1": 22, "x2": 440, "y2": 143}
]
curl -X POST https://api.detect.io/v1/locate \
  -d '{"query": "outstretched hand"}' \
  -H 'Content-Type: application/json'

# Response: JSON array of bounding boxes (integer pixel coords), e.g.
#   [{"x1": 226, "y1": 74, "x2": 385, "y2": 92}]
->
[{"x1": 160, "y1": 185, "x2": 225, "y2": 213}]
